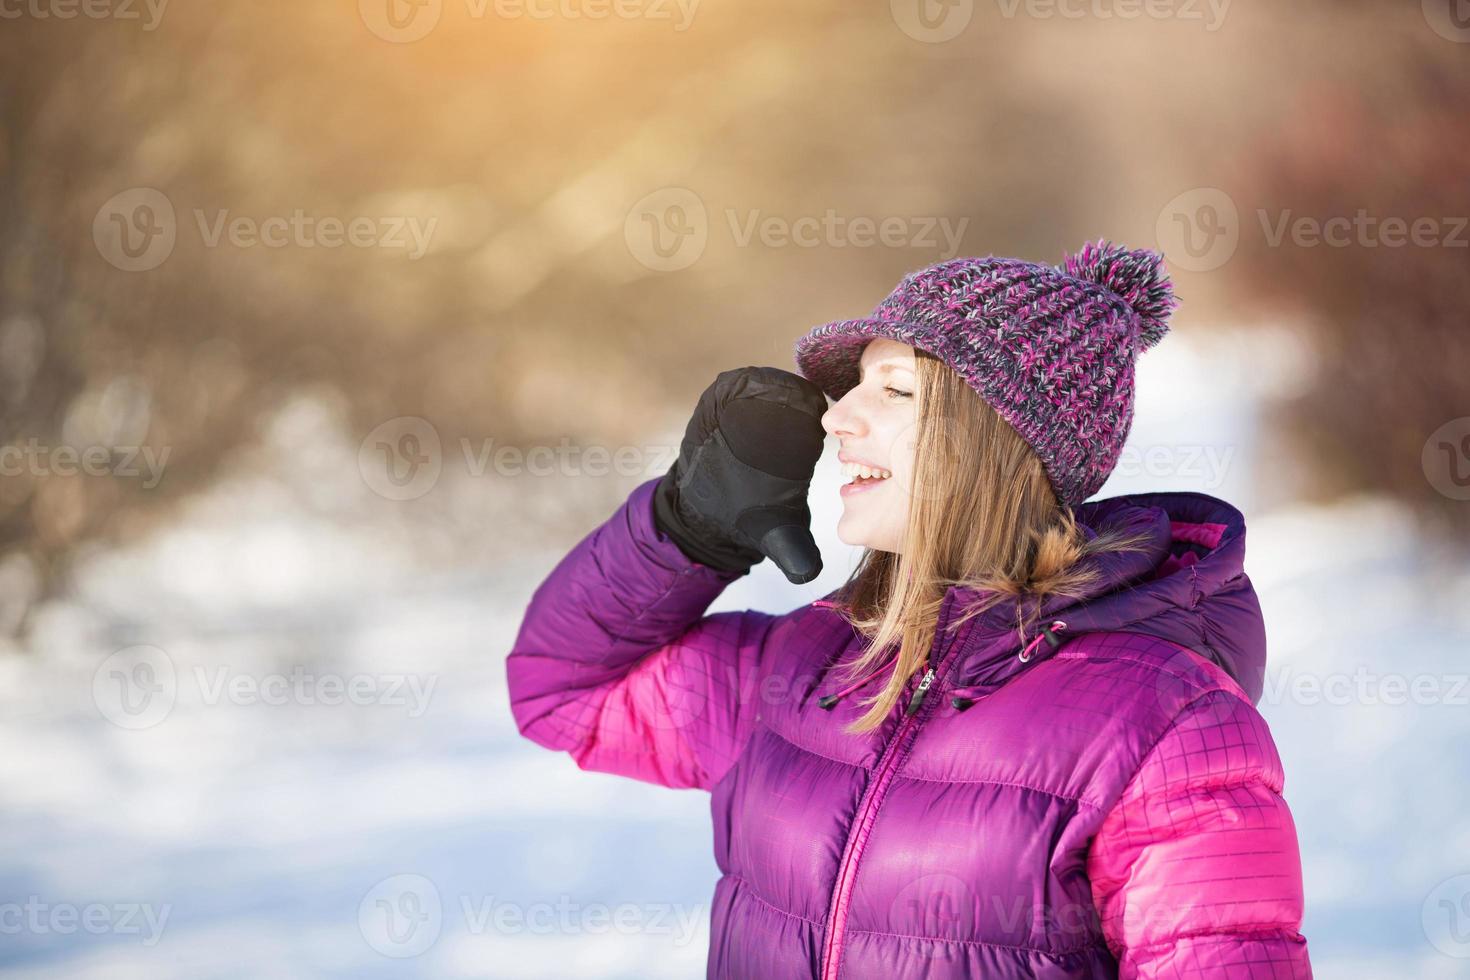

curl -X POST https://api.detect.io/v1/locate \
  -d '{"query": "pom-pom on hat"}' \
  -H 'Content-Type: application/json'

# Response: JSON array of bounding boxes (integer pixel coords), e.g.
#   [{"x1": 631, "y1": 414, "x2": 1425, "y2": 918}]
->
[{"x1": 793, "y1": 239, "x2": 1180, "y2": 507}]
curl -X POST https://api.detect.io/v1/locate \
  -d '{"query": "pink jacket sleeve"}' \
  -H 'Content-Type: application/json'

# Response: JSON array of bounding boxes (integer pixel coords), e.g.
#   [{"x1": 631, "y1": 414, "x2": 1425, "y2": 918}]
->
[
  {"x1": 506, "y1": 476, "x2": 779, "y2": 791},
  {"x1": 1086, "y1": 689, "x2": 1313, "y2": 978}
]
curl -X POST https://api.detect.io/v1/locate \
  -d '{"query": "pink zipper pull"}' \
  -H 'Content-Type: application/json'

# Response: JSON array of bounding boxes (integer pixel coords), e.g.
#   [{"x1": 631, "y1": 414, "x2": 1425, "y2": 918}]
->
[{"x1": 1018, "y1": 620, "x2": 1067, "y2": 663}]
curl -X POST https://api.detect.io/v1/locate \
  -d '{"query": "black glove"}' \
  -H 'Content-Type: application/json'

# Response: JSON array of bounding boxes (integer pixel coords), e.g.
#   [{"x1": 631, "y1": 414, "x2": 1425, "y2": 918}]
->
[{"x1": 653, "y1": 366, "x2": 828, "y2": 584}]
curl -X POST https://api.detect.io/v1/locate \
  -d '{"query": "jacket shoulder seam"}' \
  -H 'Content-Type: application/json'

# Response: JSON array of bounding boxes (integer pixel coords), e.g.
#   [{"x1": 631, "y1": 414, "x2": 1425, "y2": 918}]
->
[
  {"x1": 1109, "y1": 686, "x2": 1256, "y2": 813},
  {"x1": 1059, "y1": 631, "x2": 1247, "y2": 702}
]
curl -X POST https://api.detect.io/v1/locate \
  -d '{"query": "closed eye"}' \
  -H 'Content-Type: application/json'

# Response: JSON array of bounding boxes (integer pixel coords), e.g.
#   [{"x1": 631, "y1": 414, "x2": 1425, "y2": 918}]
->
[{"x1": 884, "y1": 385, "x2": 912, "y2": 400}]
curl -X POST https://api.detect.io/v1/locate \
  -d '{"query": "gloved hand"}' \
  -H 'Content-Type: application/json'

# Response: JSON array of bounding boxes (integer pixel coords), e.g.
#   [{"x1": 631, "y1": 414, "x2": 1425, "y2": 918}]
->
[{"x1": 653, "y1": 366, "x2": 828, "y2": 584}]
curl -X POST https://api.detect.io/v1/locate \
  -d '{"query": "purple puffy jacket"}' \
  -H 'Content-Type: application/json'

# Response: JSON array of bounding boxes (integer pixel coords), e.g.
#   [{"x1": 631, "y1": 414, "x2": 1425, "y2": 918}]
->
[{"x1": 507, "y1": 477, "x2": 1312, "y2": 978}]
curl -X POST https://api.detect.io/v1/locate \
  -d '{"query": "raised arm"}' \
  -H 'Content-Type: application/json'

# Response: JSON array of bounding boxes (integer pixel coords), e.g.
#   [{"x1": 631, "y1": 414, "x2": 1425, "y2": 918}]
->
[
  {"x1": 507, "y1": 366, "x2": 827, "y2": 790},
  {"x1": 506, "y1": 476, "x2": 782, "y2": 790}
]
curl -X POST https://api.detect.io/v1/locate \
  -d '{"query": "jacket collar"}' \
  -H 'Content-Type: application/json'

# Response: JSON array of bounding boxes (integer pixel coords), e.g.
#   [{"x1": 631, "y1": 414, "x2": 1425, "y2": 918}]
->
[{"x1": 945, "y1": 490, "x2": 1267, "y2": 704}]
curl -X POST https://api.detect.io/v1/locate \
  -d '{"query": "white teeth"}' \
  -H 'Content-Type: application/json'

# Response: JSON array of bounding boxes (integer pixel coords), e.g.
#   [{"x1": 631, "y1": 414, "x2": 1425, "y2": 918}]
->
[{"x1": 841, "y1": 462, "x2": 892, "y2": 482}]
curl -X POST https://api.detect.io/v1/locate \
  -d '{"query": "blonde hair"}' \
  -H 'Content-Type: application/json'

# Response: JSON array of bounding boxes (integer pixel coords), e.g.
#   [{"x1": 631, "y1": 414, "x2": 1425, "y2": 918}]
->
[{"x1": 826, "y1": 347, "x2": 1156, "y2": 735}]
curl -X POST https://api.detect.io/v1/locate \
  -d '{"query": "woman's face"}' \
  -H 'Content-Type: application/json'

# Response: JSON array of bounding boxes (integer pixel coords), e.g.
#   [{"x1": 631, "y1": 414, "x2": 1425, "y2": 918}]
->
[{"x1": 820, "y1": 338, "x2": 918, "y2": 553}]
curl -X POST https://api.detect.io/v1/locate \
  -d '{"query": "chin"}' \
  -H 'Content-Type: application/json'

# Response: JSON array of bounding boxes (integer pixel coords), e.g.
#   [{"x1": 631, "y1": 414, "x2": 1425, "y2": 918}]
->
[
  {"x1": 835, "y1": 518, "x2": 868, "y2": 549},
  {"x1": 838, "y1": 525, "x2": 890, "y2": 553}
]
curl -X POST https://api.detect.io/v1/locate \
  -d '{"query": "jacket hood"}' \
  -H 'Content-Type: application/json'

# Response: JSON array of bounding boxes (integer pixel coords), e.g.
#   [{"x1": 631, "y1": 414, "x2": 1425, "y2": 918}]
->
[{"x1": 942, "y1": 489, "x2": 1268, "y2": 704}]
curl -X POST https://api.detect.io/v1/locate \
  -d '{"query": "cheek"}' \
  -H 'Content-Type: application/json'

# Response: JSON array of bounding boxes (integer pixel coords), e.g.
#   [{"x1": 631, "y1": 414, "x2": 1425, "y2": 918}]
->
[{"x1": 879, "y1": 416, "x2": 919, "y2": 479}]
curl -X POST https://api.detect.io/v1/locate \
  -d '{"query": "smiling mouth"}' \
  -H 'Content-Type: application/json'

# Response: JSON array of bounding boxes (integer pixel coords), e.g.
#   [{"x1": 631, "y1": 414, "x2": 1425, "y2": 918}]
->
[
  {"x1": 839, "y1": 462, "x2": 892, "y2": 493},
  {"x1": 840, "y1": 462, "x2": 892, "y2": 485}
]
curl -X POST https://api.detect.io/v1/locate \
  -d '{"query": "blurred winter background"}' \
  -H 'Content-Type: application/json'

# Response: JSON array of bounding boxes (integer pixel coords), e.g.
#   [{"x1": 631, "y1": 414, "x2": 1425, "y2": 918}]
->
[{"x1": 1, "y1": 1, "x2": 1468, "y2": 977}]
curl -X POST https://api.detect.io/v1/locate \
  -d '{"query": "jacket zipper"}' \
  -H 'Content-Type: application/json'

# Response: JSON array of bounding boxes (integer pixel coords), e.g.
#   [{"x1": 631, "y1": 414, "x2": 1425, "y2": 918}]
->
[
  {"x1": 904, "y1": 667, "x2": 936, "y2": 716},
  {"x1": 818, "y1": 602, "x2": 965, "y2": 979}
]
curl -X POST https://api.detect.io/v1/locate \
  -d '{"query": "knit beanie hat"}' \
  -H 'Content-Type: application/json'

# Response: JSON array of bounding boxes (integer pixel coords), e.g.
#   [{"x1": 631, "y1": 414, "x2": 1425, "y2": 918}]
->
[{"x1": 792, "y1": 239, "x2": 1180, "y2": 507}]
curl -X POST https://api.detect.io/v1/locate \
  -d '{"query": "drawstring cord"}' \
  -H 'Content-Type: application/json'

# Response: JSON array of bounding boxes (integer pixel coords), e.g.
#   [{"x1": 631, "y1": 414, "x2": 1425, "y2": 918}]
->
[
  {"x1": 1020, "y1": 620, "x2": 1068, "y2": 663},
  {"x1": 951, "y1": 620, "x2": 1068, "y2": 711},
  {"x1": 815, "y1": 645, "x2": 923, "y2": 713},
  {"x1": 812, "y1": 599, "x2": 896, "y2": 710},
  {"x1": 812, "y1": 600, "x2": 873, "y2": 709},
  {"x1": 817, "y1": 662, "x2": 894, "y2": 710}
]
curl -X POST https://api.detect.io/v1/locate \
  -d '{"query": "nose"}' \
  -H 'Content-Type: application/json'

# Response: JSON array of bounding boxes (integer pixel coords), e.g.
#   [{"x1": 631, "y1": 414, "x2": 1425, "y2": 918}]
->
[{"x1": 822, "y1": 390, "x2": 863, "y2": 439}]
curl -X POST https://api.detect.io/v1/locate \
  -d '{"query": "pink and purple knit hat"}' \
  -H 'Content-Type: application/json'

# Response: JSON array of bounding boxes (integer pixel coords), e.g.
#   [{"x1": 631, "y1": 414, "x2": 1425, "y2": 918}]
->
[{"x1": 792, "y1": 239, "x2": 1180, "y2": 507}]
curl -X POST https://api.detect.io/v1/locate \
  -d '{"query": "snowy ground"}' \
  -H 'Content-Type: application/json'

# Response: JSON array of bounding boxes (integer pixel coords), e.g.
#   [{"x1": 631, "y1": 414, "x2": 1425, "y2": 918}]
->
[{"x1": 1, "y1": 331, "x2": 1467, "y2": 978}]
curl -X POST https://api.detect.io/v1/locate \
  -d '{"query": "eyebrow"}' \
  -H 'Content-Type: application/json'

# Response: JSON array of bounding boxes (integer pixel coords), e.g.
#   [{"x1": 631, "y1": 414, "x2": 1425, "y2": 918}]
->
[{"x1": 858, "y1": 362, "x2": 915, "y2": 378}]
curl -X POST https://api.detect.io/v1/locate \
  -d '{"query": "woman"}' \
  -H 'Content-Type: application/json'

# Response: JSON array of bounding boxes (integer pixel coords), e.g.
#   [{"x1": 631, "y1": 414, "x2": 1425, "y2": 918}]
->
[{"x1": 506, "y1": 241, "x2": 1312, "y2": 978}]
